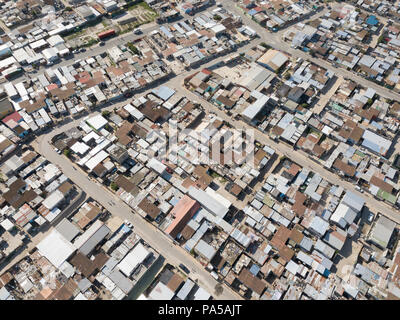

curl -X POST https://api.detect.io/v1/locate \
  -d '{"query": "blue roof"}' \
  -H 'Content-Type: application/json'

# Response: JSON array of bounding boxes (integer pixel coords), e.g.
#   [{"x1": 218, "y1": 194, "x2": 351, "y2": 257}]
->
[
  {"x1": 371, "y1": 121, "x2": 383, "y2": 130},
  {"x1": 152, "y1": 85, "x2": 175, "y2": 101},
  {"x1": 121, "y1": 225, "x2": 131, "y2": 233},
  {"x1": 250, "y1": 264, "x2": 260, "y2": 276},
  {"x1": 160, "y1": 26, "x2": 173, "y2": 39},
  {"x1": 248, "y1": 9, "x2": 257, "y2": 16},
  {"x1": 366, "y1": 15, "x2": 378, "y2": 26},
  {"x1": 169, "y1": 196, "x2": 179, "y2": 206},
  {"x1": 361, "y1": 139, "x2": 380, "y2": 154}
]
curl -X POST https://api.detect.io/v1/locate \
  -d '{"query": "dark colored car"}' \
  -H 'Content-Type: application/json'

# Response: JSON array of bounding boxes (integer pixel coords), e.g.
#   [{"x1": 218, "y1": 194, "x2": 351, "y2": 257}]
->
[
  {"x1": 179, "y1": 263, "x2": 190, "y2": 274},
  {"x1": 99, "y1": 41, "x2": 106, "y2": 46}
]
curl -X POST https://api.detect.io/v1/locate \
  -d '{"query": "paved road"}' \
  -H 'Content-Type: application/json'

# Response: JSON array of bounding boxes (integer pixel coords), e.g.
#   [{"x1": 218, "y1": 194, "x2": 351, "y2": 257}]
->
[
  {"x1": 221, "y1": 0, "x2": 400, "y2": 102},
  {"x1": 26, "y1": 0, "x2": 400, "y2": 298},
  {"x1": 36, "y1": 126, "x2": 241, "y2": 300},
  {"x1": 9, "y1": 3, "x2": 220, "y2": 86},
  {"x1": 32, "y1": 26, "x2": 400, "y2": 300},
  {"x1": 30, "y1": 39, "x2": 264, "y2": 300},
  {"x1": 176, "y1": 83, "x2": 400, "y2": 224}
]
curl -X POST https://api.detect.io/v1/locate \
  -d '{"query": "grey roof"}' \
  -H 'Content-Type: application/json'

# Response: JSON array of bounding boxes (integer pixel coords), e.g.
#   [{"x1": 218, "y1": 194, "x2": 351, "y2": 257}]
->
[
  {"x1": 78, "y1": 278, "x2": 92, "y2": 292},
  {"x1": 55, "y1": 218, "x2": 80, "y2": 242},
  {"x1": 241, "y1": 94, "x2": 270, "y2": 121},
  {"x1": 309, "y1": 216, "x2": 329, "y2": 237},
  {"x1": 0, "y1": 287, "x2": 10, "y2": 300},
  {"x1": 315, "y1": 238, "x2": 335, "y2": 259},
  {"x1": 368, "y1": 215, "x2": 396, "y2": 248},
  {"x1": 102, "y1": 257, "x2": 119, "y2": 276},
  {"x1": 188, "y1": 186, "x2": 228, "y2": 219},
  {"x1": 108, "y1": 269, "x2": 134, "y2": 294},
  {"x1": 194, "y1": 239, "x2": 217, "y2": 261},
  {"x1": 323, "y1": 230, "x2": 346, "y2": 251},
  {"x1": 159, "y1": 269, "x2": 174, "y2": 285},
  {"x1": 299, "y1": 236, "x2": 313, "y2": 252},
  {"x1": 296, "y1": 251, "x2": 313, "y2": 267},
  {"x1": 342, "y1": 190, "x2": 365, "y2": 212},
  {"x1": 80, "y1": 225, "x2": 110, "y2": 256},
  {"x1": 353, "y1": 263, "x2": 379, "y2": 285},
  {"x1": 176, "y1": 279, "x2": 195, "y2": 300}
]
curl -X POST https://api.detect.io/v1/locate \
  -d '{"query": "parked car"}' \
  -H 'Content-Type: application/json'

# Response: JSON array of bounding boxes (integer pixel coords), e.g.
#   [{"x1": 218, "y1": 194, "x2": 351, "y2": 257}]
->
[
  {"x1": 179, "y1": 263, "x2": 190, "y2": 274},
  {"x1": 124, "y1": 220, "x2": 133, "y2": 228},
  {"x1": 355, "y1": 185, "x2": 364, "y2": 193},
  {"x1": 210, "y1": 271, "x2": 219, "y2": 280},
  {"x1": 367, "y1": 212, "x2": 375, "y2": 224},
  {"x1": 99, "y1": 41, "x2": 106, "y2": 46}
]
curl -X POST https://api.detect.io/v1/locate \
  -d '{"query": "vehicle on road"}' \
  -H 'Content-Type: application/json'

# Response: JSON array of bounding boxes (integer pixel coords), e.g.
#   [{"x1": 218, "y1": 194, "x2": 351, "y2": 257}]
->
[
  {"x1": 210, "y1": 271, "x2": 219, "y2": 280},
  {"x1": 179, "y1": 263, "x2": 190, "y2": 274},
  {"x1": 80, "y1": 48, "x2": 86, "y2": 53},
  {"x1": 134, "y1": 28, "x2": 142, "y2": 34},
  {"x1": 367, "y1": 212, "x2": 375, "y2": 224},
  {"x1": 355, "y1": 185, "x2": 364, "y2": 193},
  {"x1": 124, "y1": 220, "x2": 133, "y2": 228},
  {"x1": 99, "y1": 41, "x2": 105, "y2": 46}
]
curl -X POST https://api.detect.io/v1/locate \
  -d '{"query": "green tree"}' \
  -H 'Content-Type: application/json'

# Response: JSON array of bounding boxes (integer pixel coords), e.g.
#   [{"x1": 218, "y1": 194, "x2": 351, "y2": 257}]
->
[
  {"x1": 63, "y1": 149, "x2": 71, "y2": 157},
  {"x1": 102, "y1": 110, "x2": 111, "y2": 118},
  {"x1": 260, "y1": 42, "x2": 271, "y2": 49},
  {"x1": 127, "y1": 42, "x2": 140, "y2": 55},
  {"x1": 214, "y1": 284, "x2": 223, "y2": 296},
  {"x1": 110, "y1": 182, "x2": 119, "y2": 191},
  {"x1": 213, "y1": 14, "x2": 222, "y2": 21},
  {"x1": 104, "y1": 123, "x2": 113, "y2": 132}
]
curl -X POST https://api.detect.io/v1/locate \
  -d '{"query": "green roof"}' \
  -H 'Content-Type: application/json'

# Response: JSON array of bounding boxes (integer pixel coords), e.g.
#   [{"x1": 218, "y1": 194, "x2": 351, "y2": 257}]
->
[
  {"x1": 263, "y1": 195, "x2": 275, "y2": 208},
  {"x1": 354, "y1": 150, "x2": 365, "y2": 158},
  {"x1": 377, "y1": 189, "x2": 397, "y2": 204},
  {"x1": 331, "y1": 103, "x2": 343, "y2": 111}
]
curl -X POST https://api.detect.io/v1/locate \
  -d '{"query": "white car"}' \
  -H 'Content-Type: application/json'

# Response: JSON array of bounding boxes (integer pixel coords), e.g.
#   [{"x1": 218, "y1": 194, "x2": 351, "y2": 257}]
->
[
  {"x1": 210, "y1": 271, "x2": 219, "y2": 280},
  {"x1": 124, "y1": 220, "x2": 133, "y2": 228}
]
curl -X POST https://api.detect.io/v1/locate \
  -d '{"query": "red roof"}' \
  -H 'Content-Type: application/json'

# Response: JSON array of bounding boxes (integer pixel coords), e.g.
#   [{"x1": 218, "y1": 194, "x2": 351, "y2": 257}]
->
[
  {"x1": 201, "y1": 68, "x2": 211, "y2": 75},
  {"x1": 164, "y1": 195, "x2": 200, "y2": 237},
  {"x1": 98, "y1": 29, "x2": 115, "y2": 38},
  {"x1": 46, "y1": 83, "x2": 58, "y2": 91},
  {"x1": 2, "y1": 111, "x2": 22, "y2": 124},
  {"x1": 78, "y1": 71, "x2": 91, "y2": 84}
]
